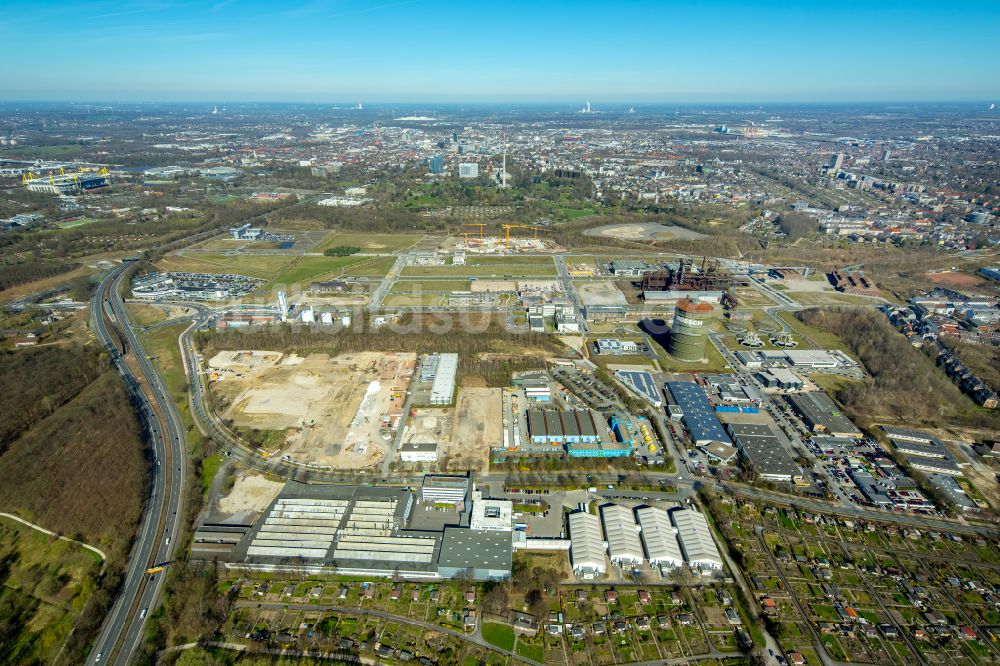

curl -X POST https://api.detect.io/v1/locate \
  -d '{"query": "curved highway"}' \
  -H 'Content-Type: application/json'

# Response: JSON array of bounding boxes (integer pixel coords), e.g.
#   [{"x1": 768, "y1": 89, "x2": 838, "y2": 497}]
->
[{"x1": 87, "y1": 261, "x2": 187, "y2": 665}]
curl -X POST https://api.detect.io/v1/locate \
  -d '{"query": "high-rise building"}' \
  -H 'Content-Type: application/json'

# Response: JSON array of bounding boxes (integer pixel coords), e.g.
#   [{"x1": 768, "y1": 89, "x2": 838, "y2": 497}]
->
[
  {"x1": 668, "y1": 299, "x2": 713, "y2": 361},
  {"x1": 829, "y1": 153, "x2": 844, "y2": 172},
  {"x1": 458, "y1": 163, "x2": 479, "y2": 178},
  {"x1": 429, "y1": 155, "x2": 445, "y2": 174}
]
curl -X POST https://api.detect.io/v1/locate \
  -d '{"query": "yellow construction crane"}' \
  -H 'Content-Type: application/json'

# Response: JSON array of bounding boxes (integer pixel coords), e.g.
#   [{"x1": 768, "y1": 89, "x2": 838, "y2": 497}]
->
[
  {"x1": 503, "y1": 224, "x2": 542, "y2": 246},
  {"x1": 461, "y1": 223, "x2": 486, "y2": 240}
]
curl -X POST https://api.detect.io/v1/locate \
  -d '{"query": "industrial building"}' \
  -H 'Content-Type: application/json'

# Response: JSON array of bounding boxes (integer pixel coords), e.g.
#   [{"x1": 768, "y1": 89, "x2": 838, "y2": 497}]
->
[
  {"x1": 420, "y1": 475, "x2": 468, "y2": 506},
  {"x1": 668, "y1": 299, "x2": 713, "y2": 361},
  {"x1": 428, "y1": 353, "x2": 457, "y2": 405},
  {"x1": 880, "y1": 426, "x2": 936, "y2": 445},
  {"x1": 727, "y1": 423, "x2": 802, "y2": 483},
  {"x1": 787, "y1": 392, "x2": 862, "y2": 438},
  {"x1": 665, "y1": 381, "x2": 732, "y2": 446},
  {"x1": 737, "y1": 349, "x2": 855, "y2": 370},
  {"x1": 469, "y1": 490, "x2": 512, "y2": 532},
  {"x1": 608, "y1": 259, "x2": 653, "y2": 276},
  {"x1": 645, "y1": 290, "x2": 724, "y2": 303},
  {"x1": 458, "y1": 163, "x2": 479, "y2": 178},
  {"x1": 217, "y1": 481, "x2": 511, "y2": 580},
  {"x1": 527, "y1": 409, "x2": 611, "y2": 445},
  {"x1": 636, "y1": 507, "x2": 683, "y2": 571},
  {"x1": 399, "y1": 442, "x2": 438, "y2": 463},
  {"x1": 755, "y1": 369, "x2": 805, "y2": 391},
  {"x1": 601, "y1": 504, "x2": 644, "y2": 567},
  {"x1": 436, "y1": 529, "x2": 511, "y2": 580},
  {"x1": 568, "y1": 512, "x2": 607, "y2": 578},
  {"x1": 829, "y1": 270, "x2": 879, "y2": 297},
  {"x1": 640, "y1": 257, "x2": 740, "y2": 294},
  {"x1": 230, "y1": 223, "x2": 263, "y2": 240},
  {"x1": 593, "y1": 338, "x2": 641, "y2": 355},
  {"x1": 670, "y1": 508, "x2": 723, "y2": 571},
  {"x1": 615, "y1": 370, "x2": 663, "y2": 407},
  {"x1": 519, "y1": 374, "x2": 552, "y2": 402}
]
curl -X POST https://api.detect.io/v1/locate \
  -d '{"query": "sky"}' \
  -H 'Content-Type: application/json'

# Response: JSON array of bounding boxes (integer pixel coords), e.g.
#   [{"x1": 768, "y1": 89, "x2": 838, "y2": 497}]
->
[{"x1": 1, "y1": 0, "x2": 998, "y2": 103}]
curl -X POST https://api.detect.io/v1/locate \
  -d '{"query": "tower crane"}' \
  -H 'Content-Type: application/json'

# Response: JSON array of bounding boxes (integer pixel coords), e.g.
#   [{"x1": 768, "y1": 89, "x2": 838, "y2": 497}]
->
[
  {"x1": 461, "y1": 223, "x2": 486, "y2": 240},
  {"x1": 503, "y1": 224, "x2": 542, "y2": 246}
]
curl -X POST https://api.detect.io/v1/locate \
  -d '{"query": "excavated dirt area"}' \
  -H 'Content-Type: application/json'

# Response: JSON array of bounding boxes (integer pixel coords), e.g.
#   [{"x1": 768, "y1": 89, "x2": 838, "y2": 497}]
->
[{"x1": 210, "y1": 351, "x2": 415, "y2": 469}]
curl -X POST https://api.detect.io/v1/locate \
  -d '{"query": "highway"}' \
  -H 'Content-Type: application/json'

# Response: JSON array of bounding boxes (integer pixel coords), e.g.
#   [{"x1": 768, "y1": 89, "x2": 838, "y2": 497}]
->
[{"x1": 86, "y1": 261, "x2": 188, "y2": 666}]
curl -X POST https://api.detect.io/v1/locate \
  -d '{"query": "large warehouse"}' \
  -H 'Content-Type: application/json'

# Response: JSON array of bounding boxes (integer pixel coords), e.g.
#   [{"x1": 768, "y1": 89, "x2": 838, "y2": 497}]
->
[
  {"x1": 601, "y1": 504, "x2": 644, "y2": 567},
  {"x1": 670, "y1": 508, "x2": 723, "y2": 571},
  {"x1": 429, "y1": 353, "x2": 458, "y2": 405},
  {"x1": 727, "y1": 423, "x2": 802, "y2": 483},
  {"x1": 527, "y1": 409, "x2": 613, "y2": 445},
  {"x1": 220, "y1": 481, "x2": 510, "y2": 580},
  {"x1": 636, "y1": 507, "x2": 683, "y2": 570},
  {"x1": 787, "y1": 392, "x2": 862, "y2": 438},
  {"x1": 666, "y1": 381, "x2": 732, "y2": 446},
  {"x1": 568, "y1": 512, "x2": 607, "y2": 578}
]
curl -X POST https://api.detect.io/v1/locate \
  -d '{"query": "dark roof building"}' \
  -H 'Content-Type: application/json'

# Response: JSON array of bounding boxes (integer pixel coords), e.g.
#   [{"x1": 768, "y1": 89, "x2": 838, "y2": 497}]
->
[
  {"x1": 728, "y1": 423, "x2": 802, "y2": 482},
  {"x1": 437, "y1": 528, "x2": 512, "y2": 581},
  {"x1": 787, "y1": 392, "x2": 862, "y2": 438},
  {"x1": 666, "y1": 381, "x2": 731, "y2": 446}
]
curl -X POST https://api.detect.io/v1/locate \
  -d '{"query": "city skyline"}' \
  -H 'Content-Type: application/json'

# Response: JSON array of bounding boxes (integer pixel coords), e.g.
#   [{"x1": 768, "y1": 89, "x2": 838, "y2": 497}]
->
[{"x1": 2, "y1": 0, "x2": 998, "y2": 103}]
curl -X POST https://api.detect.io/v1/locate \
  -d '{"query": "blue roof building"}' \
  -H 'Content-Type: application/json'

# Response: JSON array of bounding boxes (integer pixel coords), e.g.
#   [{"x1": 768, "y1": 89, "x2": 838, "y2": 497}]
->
[{"x1": 665, "y1": 381, "x2": 731, "y2": 446}]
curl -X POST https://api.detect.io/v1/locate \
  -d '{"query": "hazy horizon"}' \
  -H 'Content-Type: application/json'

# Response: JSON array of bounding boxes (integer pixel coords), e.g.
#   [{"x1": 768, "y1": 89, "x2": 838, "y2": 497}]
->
[{"x1": 2, "y1": 1, "x2": 998, "y2": 103}]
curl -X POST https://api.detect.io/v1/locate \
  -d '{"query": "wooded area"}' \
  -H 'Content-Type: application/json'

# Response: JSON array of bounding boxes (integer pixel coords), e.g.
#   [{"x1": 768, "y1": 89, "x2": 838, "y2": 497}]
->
[
  {"x1": 797, "y1": 308, "x2": 996, "y2": 428},
  {"x1": 0, "y1": 344, "x2": 148, "y2": 664},
  {"x1": 0, "y1": 345, "x2": 104, "y2": 452},
  {"x1": 0, "y1": 260, "x2": 81, "y2": 292}
]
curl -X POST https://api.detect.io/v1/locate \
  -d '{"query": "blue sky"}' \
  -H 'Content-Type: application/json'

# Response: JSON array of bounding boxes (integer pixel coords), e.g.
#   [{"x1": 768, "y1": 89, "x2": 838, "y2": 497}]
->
[{"x1": 1, "y1": 0, "x2": 997, "y2": 102}]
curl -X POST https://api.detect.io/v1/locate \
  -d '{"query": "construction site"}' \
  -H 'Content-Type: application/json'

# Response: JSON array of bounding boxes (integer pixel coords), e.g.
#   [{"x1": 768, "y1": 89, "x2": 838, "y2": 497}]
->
[
  {"x1": 208, "y1": 351, "x2": 416, "y2": 469},
  {"x1": 453, "y1": 223, "x2": 558, "y2": 254},
  {"x1": 396, "y1": 387, "x2": 499, "y2": 472}
]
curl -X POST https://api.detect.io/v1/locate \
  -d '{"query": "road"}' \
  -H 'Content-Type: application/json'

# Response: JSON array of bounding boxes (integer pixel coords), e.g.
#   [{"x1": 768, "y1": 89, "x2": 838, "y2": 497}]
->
[
  {"x1": 86, "y1": 261, "x2": 188, "y2": 666},
  {"x1": 367, "y1": 253, "x2": 408, "y2": 309},
  {"x1": 554, "y1": 254, "x2": 589, "y2": 332}
]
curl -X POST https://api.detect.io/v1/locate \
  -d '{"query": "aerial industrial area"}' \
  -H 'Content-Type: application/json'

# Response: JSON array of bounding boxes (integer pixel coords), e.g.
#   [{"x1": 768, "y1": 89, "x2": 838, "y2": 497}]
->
[{"x1": 1, "y1": 97, "x2": 1000, "y2": 666}]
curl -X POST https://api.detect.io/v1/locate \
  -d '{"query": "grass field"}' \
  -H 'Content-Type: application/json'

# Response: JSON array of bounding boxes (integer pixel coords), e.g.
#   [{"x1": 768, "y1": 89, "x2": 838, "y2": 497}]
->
[
  {"x1": 383, "y1": 293, "x2": 447, "y2": 306},
  {"x1": 482, "y1": 623, "x2": 515, "y2": 652},
  {"x1": 194, "y1": 238, "x2": 249, "y2": 251},
  {"x1": 777, "y1": 311, "x2": 851, "y2": 352},
  {"x1": 341, "y1": 256, "x2": 399, "y2": 277},
  {"x1": 125, "y1": 303, "x2": 169, "y2": 327},
  {"x1": 401, "y1": 264, "x2": 557, "y2": 278},
  {"x1": 391, "y1": 279, "x2": 472, "y2": 292},
  {"x1": 271, "y1": 255, "x2": 371, "y2": 284},
  {"x1": 515, "y1": 641, "x2": 545, "y2": 662},
  {"x1": 315, "y1": 231, "x2": 423, "y2": 254},
  {"x1": 787, "y1": 291, "x2": 881, "y2": 306},
  {"x1": 156, "y1": 252, "x2": 295, "y2": 280},
  {"x1": 810, "y1": 373, "x2": 862, "y2": 396},
  {"x1": 57, "y1": 217, "x2": 100, "y2": 229},
  {"x1": 0, "y1": 516, "x2": 103, "y2": 664}
]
